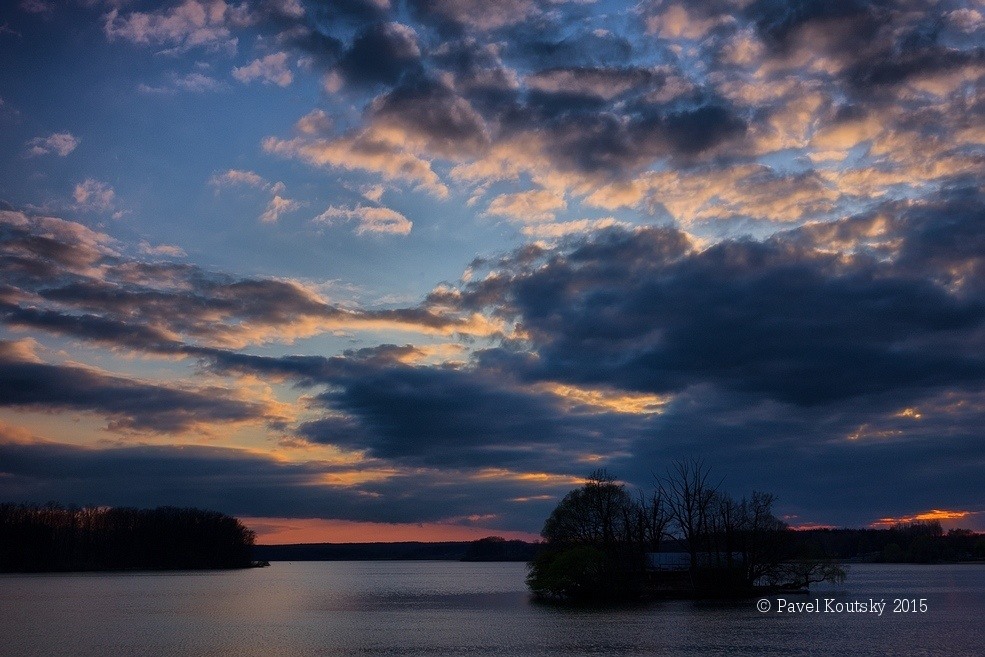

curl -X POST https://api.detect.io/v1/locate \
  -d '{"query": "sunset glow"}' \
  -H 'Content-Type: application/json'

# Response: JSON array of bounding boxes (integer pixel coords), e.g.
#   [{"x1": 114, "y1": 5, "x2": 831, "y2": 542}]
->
[
  {"x1": 242, "y1": 517, "x2": 540, "y2": 545},
  {"x1": 872, "y1": 510, "x2": 982, "y2": 529},
  {"x1": 1, "y1": 0, "x2": 982, "y2": 542}
]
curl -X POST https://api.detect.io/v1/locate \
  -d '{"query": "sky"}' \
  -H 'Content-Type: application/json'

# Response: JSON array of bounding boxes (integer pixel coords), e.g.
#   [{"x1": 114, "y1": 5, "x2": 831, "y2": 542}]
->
[{"x1": 0, "y1": 0, "x2": 983, "y2": 543}]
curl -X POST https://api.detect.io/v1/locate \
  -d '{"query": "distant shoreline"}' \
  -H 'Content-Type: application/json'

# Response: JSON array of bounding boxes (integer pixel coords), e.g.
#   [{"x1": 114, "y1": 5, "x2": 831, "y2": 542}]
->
[
  {"x1": 252, "y1": 539, "x2": 539, "y2": 562},
  {"x1": 252, "y1": 540, "x2": 985, "y2": 565}
]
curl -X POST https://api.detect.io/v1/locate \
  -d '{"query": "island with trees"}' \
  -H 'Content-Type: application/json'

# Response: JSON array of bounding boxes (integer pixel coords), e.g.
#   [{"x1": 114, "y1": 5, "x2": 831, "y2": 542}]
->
[
  {"x1": 0, "y1": 503, "x2": 257, "y2": 572},
  {"x1": 527, "y1": 461, "x2": 847, "y2": 603}
]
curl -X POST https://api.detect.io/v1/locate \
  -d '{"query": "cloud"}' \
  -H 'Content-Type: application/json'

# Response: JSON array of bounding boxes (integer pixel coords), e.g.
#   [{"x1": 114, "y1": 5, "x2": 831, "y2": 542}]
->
[
  {"x1": 336, "y1": 22, "x2": 421, "y2": 87},
  {"x1": 263, "y1": 132, "x2": 449, "y2": 198},
  {"x1": 0, "y1": 208, "x2": 118, "y2": 276},
  {"x1": 0, "y1": 435, "x2": 579, "y2": 531},
  {"x1": 368, "y1": 77, "x2": 490, "y2": 157},
  {"x1": 486, "y1": 188, "x2": 567, "y2": 223},
  {"x1": 72, "y1": 179, "x2": 117, "y2": 213},
  {"x1": 103, "y1": 0, "x2": 238, "y2": 53},
  {"x1": 526, "y1": 67, "x2": 665, "y2": 101},
  {"x1": 234, "y1": 0, "x2": 982, "y2": 240},
  {"x1": 295, "y1": 109, "x2": 332, "y2": 135},
  {"x1": 315, "y1": 205, "x2": 413, "y2": 235},
  {"x1": 446, "y1": 186, "x2": 985, "y2": 407},
  {"x1": 409, "y1": 0, "x2": 539, "y2": 32},
  {"x1": 645, "y1": 4, "x2": 726, "y2": 40},
  {"x1": 25, "y1": 132, "x2": 79, "y2": 157},
  {"x1": 0, "y1": 340, "x2": 276, "y2": 433},
  {"x1": 232, "y1": 52, "x2": 293, "y2": 86},
  {"x1": 0, "y1": 208, "x2": 494, "y2": 352},
  {"x1": 19, "y1": 0, "x2": 52, "y2": 17},
  {"x1": 519, "y1": 217, "x2": 625, "y2": 239},
  {"x1": 585, "y1": 165, "x2": 841, "y2": 225},
  {"x1": 208, "y1": 170, "x2": 302, "y2": 222},
  {"x1": 259, "y1": 194, "x2": 303, "y2": 223},
  {"x1": 227, "y1": 347, "x2": 650, "y2": 471},
  {"x1": 139, "y1": 71, "x2": 226, "y2": 94},
  {"x1": 210, "y1": 168, "x2": 268, "y2": 189},
  {"x1": 138, "y1": 240, "x2": 187, "y2": 258},
  {"x1": 8, "y1": 0, "x2": 985, "y2": 534}
]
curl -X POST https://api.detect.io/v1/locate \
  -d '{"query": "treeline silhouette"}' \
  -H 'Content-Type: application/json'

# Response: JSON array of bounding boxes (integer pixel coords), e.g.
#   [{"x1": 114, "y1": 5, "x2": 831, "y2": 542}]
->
[
  {"x1": 252, "y1": 538, "x2": 539, "y2": 562},
  {"x1": 462, "y1": 536, "x2": 539, "y2": 561},
  {"x1": 792, "y1": 521, "x2": 985, "y2": 563},
  {"x1": 0, "y1": 503, "x2": 255, "y2": 572}
]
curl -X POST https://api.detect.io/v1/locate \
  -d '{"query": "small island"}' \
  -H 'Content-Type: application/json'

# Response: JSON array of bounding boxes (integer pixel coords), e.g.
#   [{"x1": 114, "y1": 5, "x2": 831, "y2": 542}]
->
[
  {"x1": 0, "y1": 503, "x2": 257, "y2": 572},
  {"x1": 527, "y1": 462, "x2": 847, "y2": 603}
]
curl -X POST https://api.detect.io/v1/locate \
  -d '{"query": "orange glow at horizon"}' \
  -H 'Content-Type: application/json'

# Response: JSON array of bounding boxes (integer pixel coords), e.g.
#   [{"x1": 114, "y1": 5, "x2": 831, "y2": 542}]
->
[
  {"x1": 243, "y1": 517, "x2": 542, "y2": 545},
  {"x1": 871, "y1": 509, "x2": 980, "y2": 528}
]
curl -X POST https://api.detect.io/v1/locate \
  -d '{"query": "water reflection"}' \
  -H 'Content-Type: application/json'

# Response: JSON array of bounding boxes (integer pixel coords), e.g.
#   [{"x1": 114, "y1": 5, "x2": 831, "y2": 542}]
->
[{"x1": 1, "y1": 563, "x2": 982, "y2": 656}]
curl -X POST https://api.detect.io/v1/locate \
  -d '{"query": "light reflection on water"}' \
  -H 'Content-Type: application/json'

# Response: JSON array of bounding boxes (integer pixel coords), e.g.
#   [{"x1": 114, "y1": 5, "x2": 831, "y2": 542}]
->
[{"x1": 1, "y1": 562, "x2": 982, "y2": 656}]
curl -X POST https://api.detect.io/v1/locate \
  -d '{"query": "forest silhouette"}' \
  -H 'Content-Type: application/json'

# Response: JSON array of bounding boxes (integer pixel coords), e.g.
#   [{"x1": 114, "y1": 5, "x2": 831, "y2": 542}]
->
[{"x1": 0, "y1": 503, "x2": 255, "y2": 572}]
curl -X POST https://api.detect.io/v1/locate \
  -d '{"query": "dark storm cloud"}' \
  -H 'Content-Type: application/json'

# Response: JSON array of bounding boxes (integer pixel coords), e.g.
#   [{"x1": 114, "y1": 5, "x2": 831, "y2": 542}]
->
[
  {"x1": 0, "y1": 341, "x2": 273, "y2": 432},
  {"x1": 190, "y1": 344, "x2": 645, "y2": 471},
  {"x1": 747, "y1": 0, "x2": 889, "y2": 51},
  {"x1": 744, "y1": 0, "x2": 984, "y2": 103},
  {"x1": 845, "y1": 45, "x2": 985, "y2": 90},
  {"x1": 303, "y1": 0, "x2": 389, "y2": 23},
  {"x1": 337, "y1": 22, "x2": 423, "y2": 87},
  {"x1": 501, "y1": 99, "x2": 748, "y2": 174},
  {"x1": 247, "y1": 0, "x2": 773, "y2": 183},
  {"x1": 279, "y1": 25, "x2": 343, "y2": 68},
  {"x1": 0, "y1": 438, "x2": 562, "y2": 529},
  {"x1": 368, "y1": 76, "x2": 490, "y2": 156},
  {"x1": 300, "y1": 361, "x2": 635, "y2": 468},
  {"x1": 515, "y1": 31, "x2": 635, "y2": 69},
  {"x1": 618, "y1": 385, "x2": 985, "y2": 527},
  {"x1": 430, "y1": 37, "x2": 519, "y2": 97},
  {"x1": 452, "y1": 186, "x2": 985, "y2": 405},
  {"x1": 0, "y1": 303, "x2": 182, "y2": 353}
]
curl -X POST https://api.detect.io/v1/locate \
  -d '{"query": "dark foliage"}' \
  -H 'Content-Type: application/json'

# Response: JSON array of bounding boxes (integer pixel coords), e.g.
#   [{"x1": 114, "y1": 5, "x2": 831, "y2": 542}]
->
[
  {"x1": 462, "y1": 536, "x2": 540, "y2": 562},
  {"x1": 790, "y1": 522, "x2": 985, "y2": 564},
  {"x1": 527, "y1": 470, "x2": 648, "y2": 602},
  {"x1": 0, "y1": 503, "x2": 255, "y2": 572},
  {"x1": 528, "y1": 463, "x2": 848, "y2": 602}
]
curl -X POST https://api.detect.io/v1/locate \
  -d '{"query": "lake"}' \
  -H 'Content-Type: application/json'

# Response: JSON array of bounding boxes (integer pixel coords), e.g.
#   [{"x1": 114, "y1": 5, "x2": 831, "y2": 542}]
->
[{"x1": 1, "y1": 562, "x2": 982, "y2": 656}]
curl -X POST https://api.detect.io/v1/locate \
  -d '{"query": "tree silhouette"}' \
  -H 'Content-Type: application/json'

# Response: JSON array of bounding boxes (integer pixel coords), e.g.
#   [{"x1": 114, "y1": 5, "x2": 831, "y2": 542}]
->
[
  {"x1": 528, "y1": 461, "x2": 849, "y2": 602},
  {"x1": 0, "y1": 503, "x2": 256, "y2": 572}
]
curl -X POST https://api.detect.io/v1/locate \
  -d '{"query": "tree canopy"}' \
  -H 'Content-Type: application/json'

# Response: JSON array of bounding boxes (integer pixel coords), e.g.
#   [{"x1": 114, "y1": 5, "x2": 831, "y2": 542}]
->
[{"x1": 527, "y1": 461, "x2": 846, "y2": 602}]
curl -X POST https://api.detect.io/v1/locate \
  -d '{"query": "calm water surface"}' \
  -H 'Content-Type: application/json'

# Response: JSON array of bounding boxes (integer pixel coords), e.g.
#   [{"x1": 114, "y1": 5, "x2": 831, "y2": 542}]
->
[{"x1": 1, "y1": 562, "x2": 982, "y2": 656}]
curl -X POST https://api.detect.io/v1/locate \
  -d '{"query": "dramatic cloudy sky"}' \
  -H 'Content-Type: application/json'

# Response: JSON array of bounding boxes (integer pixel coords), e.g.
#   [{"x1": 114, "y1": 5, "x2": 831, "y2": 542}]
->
[{"x1": 1, "y1": 0, "x2": 983, "y2": 542}]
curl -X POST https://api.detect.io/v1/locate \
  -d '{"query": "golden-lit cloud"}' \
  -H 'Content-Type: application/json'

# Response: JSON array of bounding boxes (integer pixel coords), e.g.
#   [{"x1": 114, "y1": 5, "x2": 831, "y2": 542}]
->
[
  {"x1": 520, "y1": 218, "x2": 625, "y2": 239},
  {"x1": 471, "y1": 468, "x2": 585, "y2": 487},
  {"x1": 314, "y1": 204, "x2": 413, "y2": 235},
  {"x1": 232, "y1": 52, "x2": 293, "y2": 87},
  {"x1": 645, "y1": 4, "x2": 724, "y2": 40},
  {"x1": 486, "y1": 188, "x2": 567, "y2": 223},
  {"x1": 263, "y1": 133, "x2": 449, "y2": 198},
  {"x1": 872, "y1": 509, "x2": 980, "y2": 527},
  {"x1": 537, "y1": 382, "x2": 669, "y2": 415}
]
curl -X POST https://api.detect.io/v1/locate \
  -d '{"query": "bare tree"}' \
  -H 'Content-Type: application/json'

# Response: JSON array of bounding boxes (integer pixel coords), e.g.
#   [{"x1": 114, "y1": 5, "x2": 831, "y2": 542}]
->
[
  {"x1": 661, "y1": 458, "x2": 719, "y2": 576},
  {"x1": 741, "y1": 490, "x2": 789, "y2": 585},
  {"x1": 638, "y1": 487, "x2": 671, "y2": 552}
]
